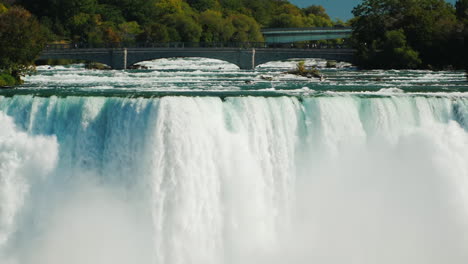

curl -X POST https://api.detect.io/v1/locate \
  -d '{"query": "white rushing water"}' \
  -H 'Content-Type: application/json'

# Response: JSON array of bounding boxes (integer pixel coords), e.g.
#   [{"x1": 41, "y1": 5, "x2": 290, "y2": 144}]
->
[
  {"x1": 0, "y1": 94, "x2": 467, "y2": 264},
  {"x1": 26, "y1": 58, "x2": 466, "y2": 95}
]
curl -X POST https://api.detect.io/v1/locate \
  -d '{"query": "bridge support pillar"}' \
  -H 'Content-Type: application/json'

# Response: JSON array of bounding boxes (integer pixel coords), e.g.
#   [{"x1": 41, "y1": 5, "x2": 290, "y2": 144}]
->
[
  {"x1": 237, "y1": 49, "x2": 255, "y2": 70},
  {"x1": 110, "y1": 48, "x2": 127, "y2": 70}
]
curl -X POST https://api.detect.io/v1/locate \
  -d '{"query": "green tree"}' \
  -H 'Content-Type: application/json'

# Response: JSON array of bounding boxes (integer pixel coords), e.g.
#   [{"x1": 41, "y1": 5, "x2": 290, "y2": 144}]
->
[
  {"x1": 138, "y1": 23, "x2": 170, "y2": 42},
  {"x1": 229, "y1": 14, "x2": 263, "y2": 42},
  {"x1": 219, "y1": 0, "x2": 242, "y2": 12},
  {"x1": 100, "y1": 0, "x2": 157, "y2": 23},
  {"x1": 118, "y1": 21, "x2": 143, "y2": 43},
  {"x1": 14, "y1": 0, "x2": 334, "y2": 49},
  {"x1": 304, "y1": 13, "x2": 333, "y2": 27},
  {"x1": 68, "y1": 12, "x2": 101, "y2": 42},
  {"x1": 352, "y1": 0, "x2": 459, "y2": 69},
  {"x1": 456, "y1": 0, "x2": 468, "y2": 20},
  {"x1": 199, "y1": 10, "x2": 234, "y2": 42},
  {"x1": 0, "y1": 3, "x2": 7, "y2": 14},
  {"x1": 97, "y1": 4, "x2": 125, "y2": 24},
  {"x1": 242, "y1": 0, "x2": 274, "y2": 26},
  {"x1": 162, "y1": 13, "x2": 202, "y2": 42},
  {"x1": 187, "y1": 0, "x2": 219, "y2": 12},
  {"x1": 380, "y1": 29, "x2": 421, "y2": 68},
  {"x1": 154, "y1": 0, "x2": 183, "y2": 16},
  {"x1": 61, "y1": 0, "x2": 97, "y2": 20},
  {"x1": 269, "y1": 13, "x2": 304, "y2": 28},
  {"x1": 303, "y1": 5, "x2": 330, "y2": 20},
  {"x1": 0, "y1": 7, "x2": 47, "y2": 83},
  {"x1": 455, "y1": 0, "x2": 468, "y2": 73}
]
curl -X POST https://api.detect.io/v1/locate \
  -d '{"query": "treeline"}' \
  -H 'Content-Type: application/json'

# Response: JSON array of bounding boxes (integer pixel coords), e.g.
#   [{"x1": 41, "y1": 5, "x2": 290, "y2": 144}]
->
[
  {"x1": 0, "y1": 4, "x2": 46, "y2": 86},
  {"x1": 351, "y1": 0, "x2": 468, "y2": 70},
  {"x1": 12, "y1": 0, "x2": 336, "y2": 44}
]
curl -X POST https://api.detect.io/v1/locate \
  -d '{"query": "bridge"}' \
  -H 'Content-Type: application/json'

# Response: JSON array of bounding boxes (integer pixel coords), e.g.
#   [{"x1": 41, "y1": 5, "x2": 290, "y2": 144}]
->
[
  {"x1": 39, "y1": 42, "x2": 355, "y2": 70},
  {"x1": 261, "y1": 26, "x2": 352, "y2": 43}
]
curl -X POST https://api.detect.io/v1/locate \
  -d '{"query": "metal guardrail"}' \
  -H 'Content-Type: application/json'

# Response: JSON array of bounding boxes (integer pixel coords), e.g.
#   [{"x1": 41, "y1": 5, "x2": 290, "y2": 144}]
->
[{"x1": 44, "y1": 42, "x2": 351, "y2": 51}]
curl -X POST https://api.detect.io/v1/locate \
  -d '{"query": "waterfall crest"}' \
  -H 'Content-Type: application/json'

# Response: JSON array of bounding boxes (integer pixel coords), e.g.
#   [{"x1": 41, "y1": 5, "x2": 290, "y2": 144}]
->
[{"x1": 0, "y1": 95, "x2": 467, "y2": 264}]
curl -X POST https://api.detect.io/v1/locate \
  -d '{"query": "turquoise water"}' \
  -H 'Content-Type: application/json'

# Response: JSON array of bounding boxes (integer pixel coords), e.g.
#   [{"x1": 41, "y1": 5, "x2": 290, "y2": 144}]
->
[
  {"x1": 1, "y1": 58, "x2": 466, "y2": 96},
  {"x1": 0, "y1": 58, "x2": 467, "y2": 264}
]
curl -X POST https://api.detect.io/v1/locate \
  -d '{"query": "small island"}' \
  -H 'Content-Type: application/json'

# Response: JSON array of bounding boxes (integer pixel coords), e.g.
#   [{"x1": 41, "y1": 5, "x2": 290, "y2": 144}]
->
[{"x1": 288, "y1": 61, "x2": 323, "y2": 80}]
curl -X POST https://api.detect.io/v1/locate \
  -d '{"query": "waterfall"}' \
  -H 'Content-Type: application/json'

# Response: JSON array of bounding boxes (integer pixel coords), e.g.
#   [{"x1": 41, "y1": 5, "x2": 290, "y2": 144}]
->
[{"x1": 0, "y1": 94, "x2": 467, "y2": 264}]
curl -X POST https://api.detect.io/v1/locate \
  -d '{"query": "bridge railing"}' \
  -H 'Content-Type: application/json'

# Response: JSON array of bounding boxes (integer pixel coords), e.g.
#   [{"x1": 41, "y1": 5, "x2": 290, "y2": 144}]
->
[{"x1": 43, "y1": 42, "x2": 351, "y2": 51}]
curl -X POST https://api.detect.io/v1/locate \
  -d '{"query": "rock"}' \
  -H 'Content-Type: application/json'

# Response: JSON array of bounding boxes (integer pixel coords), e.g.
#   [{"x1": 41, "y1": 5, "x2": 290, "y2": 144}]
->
[
  {"x1": 128, "y1": 64, "x2": 149, "y2": 70},
  {"x1": 85, "y1": 62, "x2": 111, "y2": 70},
  {"x1": 260, "y1": 75, "x2": 274, "y2": 81},
  {"x1": 326, "y1": 60, "x2": 337, "y2": 68}
]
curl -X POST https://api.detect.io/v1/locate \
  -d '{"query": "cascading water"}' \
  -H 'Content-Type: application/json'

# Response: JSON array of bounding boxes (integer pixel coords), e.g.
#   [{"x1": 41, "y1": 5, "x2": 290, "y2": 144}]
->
[
  {"x1": 0, "y1": 92, "x2": 467, "y2": 264},
  {"x1": 0, "y1": 58, "x2": 467, "y2": 264}
]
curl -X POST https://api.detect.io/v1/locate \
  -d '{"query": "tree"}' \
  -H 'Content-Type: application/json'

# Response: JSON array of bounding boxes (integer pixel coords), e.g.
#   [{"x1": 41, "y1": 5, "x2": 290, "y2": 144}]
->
[
  {"x1": 118, "y1": 21, "x2": 143, "y2": 43},
  {"x1": 100, "y1": 0, "x2": 157, "y2": 23},
  {"x1": 138, "y1": 23, "x2": 170, "y2": 42},
  {"x1": 97, "y1": 4, "x2": 125, "y2": 24},
  {"x1": 380, "y1": 29, "x2": 421, "y2": 68},
  {"x1": 242, "y1": 0, "x2": 274, "y2": 26},
  {"x1": 455, "y1": 0, "x2": 468, "y2": 73},
  {"x1": 0, "y1": 7, "x2": 46, "y2": 82},
  {"x1": 199, "y1": 10, "x2": 234, "y2": 42},
  {"x1": 269, "y1": 13, "x2": 305, "y2": 28},
  {"x1": 219, "y1": 0, "x2": 242, "y2": 12},
  {"x1": 186, "y1": 0, "x2": 219, "y2": 12},
  {"x1": 456, "y1": 0, "x2": 468, "y2": 20},
  {"x1": 303, "y1": 5, "x2": 330, "y2": 20},
  {"x1": 352, "y1": 0, "x2": 459, "y2": 69},
  {"x1": 68, "y1": 12, "x2": 102, "y2": 42},
  {"x1": 162, "y1": 13, "x2": 202, "y2": 42},
  {"x1": 304, "y1": 13, "x2": 333, "y2": 27},
  {"x1": 61, "y1": 0, "x2": 97, "y2": 20},
  {"x1": 0, "y1": 3, "x2": 7, "y2": 14},
  {"x1": 154, "y1": 0, "x2": 183, "y2": 16},
  {"x1": 229, "y1": 14, "x2": 263, "y2": 42}
]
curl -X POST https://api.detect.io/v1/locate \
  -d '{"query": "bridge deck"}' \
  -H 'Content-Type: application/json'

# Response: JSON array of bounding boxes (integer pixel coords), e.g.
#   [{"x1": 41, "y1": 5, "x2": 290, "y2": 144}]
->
[
  {"x1": 261, "y1": 27, "x2": 352, "y2": 43},
  {"x1": 39, "y1": 43, "x2": 355, "y2": 70}
]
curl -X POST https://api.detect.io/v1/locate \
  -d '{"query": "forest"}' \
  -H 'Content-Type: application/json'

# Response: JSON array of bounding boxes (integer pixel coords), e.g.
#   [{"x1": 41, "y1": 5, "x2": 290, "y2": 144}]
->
[
  {"x1": 351, "y1": 0, "x2": 468, "y2": 70},
  {"x1": 5, "y1": 0, "x2": 337, "y2": 44}
]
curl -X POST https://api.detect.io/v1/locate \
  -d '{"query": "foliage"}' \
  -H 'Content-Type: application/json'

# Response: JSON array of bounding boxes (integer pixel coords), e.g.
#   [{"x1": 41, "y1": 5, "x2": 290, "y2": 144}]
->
[
  {"x1": 162, "y1": 13, "x2": 202, "y2": 42},
  {"x1": 229, "y1": 14, "x2": 263, "y2": 42},
  {"x1": 199, "y1": 10, "x2": 234, "y2": 42},
  {"x1": 187, "y1": 0, "x2": 219, "y2": 12},
  {"x1": 0, "y1": 6, "x2": 46, "y2": 82},
  {"x1": 303, "y1": 5, "x2": 330, "y2": 20},
  {"x1": 381, "y1": 30, "x2": 421, "y2": 69},
  {"x1": 351, "y1": 0, "x2": 464, "y2": 69},
  {"x1": 455, "y1": 0, "x2": 468, "y2": 72},
  {"x1": 118, "y1": 21, "x2": 143, "y2": 43},
  {"x1": 0, "y1": 73, "x2": 17, "y2": 87},
  {"x1": 289, "y1": 60, "x2": 322, "y2": 79},
  {"x1": 14, "y1": 0, "x2": 336, "y2": 44},
  {"x1": 0, "y1": 3, "x2": 7, "y2": 14},
  {"x1": 138, "y1": 23, "x2": 171, "y2": 42},
  {"x1": 456, "y1": 0, "x2": 468, "y2": 20}
]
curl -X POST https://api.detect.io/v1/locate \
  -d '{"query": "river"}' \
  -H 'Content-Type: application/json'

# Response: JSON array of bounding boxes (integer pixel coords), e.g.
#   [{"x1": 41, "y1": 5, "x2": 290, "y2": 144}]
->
[{"x1": 0, "y1": 58, "x2": 467, "y2": 264}]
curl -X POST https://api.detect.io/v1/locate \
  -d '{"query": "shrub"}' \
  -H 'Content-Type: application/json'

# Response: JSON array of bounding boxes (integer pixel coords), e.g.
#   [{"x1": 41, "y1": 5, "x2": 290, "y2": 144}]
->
[{"x1": 0, "y1": 73, "x2": 18, "y2": 87}]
